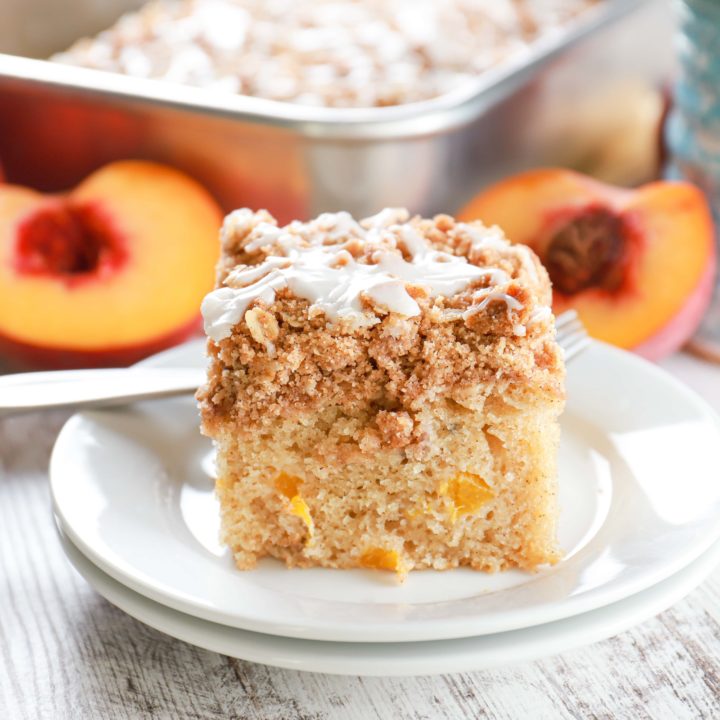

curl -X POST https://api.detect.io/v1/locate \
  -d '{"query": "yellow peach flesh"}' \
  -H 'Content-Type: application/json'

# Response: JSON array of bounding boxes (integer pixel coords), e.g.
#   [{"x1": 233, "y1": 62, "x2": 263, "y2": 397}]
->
[
  {"x1": 440, "y1": 472, "x2": 494, "y2": 523},
  {"x1": 359, "y1": 548, "x2": 404, "y2": 573},
  {"x1": 0, "y1": 161, "x2": 221, "y2": 351},
  {"x1": 275, "y1": 472, "x2": 314, "y2": 537},
  {"x1": 459, "y1": 169, "x2": 715, "y2": 354}
]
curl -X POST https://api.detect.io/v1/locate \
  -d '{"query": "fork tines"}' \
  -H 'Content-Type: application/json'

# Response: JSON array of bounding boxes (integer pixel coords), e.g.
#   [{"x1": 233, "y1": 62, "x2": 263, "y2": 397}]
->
[{"x1": 554, "y1": 310, "x2": 591, "y2": 363}]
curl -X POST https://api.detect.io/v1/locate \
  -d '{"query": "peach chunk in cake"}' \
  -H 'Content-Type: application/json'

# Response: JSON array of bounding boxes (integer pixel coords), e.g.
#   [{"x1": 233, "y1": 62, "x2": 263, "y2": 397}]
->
[{"x1": 197, "y1": 207, "x2": 565, "y2": 578}]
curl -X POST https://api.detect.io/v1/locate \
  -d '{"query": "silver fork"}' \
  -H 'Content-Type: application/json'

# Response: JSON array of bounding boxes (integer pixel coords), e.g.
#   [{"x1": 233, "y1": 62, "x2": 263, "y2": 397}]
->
[
  {"x1": 0, "y1": 311, "x2": 591, "y2": 416},
  {"x1": 555, "y1": 310, "x2": 592, "y2": 363}
]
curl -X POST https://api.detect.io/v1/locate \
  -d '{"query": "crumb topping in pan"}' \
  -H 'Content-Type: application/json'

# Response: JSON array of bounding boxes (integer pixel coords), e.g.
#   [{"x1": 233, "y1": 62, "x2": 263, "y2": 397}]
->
[{"x1": 55, "y1": 0, "x2": 599, "y2": 108}]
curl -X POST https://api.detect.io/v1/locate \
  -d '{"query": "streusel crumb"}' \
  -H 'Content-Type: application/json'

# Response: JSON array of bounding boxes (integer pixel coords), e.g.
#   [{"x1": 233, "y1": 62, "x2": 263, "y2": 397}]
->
[{"x1": 54, "y1": 0, "x2": 598, "y2": 108}]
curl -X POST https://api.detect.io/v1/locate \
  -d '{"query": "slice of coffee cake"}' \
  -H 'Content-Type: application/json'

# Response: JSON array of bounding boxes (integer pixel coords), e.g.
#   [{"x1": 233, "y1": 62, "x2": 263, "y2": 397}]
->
[{"x1": 197, "y1": 208, "x2": 565, "y2": 578}]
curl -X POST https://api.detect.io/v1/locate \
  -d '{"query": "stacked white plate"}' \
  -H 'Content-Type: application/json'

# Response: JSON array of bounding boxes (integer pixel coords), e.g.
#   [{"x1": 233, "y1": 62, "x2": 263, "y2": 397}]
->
[{"x1": 51, "y1": 340, "x2": 720, "y2": 676}]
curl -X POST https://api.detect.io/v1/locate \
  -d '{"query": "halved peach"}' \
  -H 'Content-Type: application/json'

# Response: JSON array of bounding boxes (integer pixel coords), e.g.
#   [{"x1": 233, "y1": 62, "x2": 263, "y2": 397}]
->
[
  {"x1": 459, "y1": 169, "x2": 716, "y2": 360},
  {"x1": 0, "y1": 160, "x2": 222, "y2": 367}
]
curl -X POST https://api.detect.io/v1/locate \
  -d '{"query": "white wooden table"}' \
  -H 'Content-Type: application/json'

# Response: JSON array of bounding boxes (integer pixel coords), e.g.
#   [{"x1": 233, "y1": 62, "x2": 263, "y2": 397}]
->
[{"x1": 1, "y1": 353, "x2": 719, "y2": 720}]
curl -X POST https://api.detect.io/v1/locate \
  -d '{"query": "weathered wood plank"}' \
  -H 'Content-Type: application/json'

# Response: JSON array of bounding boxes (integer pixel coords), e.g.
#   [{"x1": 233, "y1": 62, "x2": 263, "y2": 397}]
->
[{"x1": 1, "y1": 361, "x2": 719, "y2": 720}]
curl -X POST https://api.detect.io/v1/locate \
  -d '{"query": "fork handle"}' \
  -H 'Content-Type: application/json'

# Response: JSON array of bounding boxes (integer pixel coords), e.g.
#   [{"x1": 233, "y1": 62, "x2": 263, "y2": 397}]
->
[{"x1": 0, "y1": 368, "x2": 205, "y2": 416}]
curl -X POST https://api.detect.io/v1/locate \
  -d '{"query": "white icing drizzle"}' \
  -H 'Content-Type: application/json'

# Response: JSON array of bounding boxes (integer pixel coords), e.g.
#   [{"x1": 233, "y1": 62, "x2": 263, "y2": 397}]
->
[
  {"x1": 463, "y1": 287, "x2": 525, "y2": 336},
  {"x1": 464, "y1": 223, "x2": 540, "y2": 287},
  {"x1": 519, "y1": 246, "x2": 540, "y2": 285},
  {"x1": 463, "y1": 224, "x2": 510, "y2": 255},
  {"x1": 528, "y1": 305, "x2": 552, "y2": 325},
  {"x1": 202, "y1": 209, "x2": 529, "y2": 343},
  {"x1": 222, "y1": 207, "x2": 257, "y2": 238},
  {"x1": 398, "y1": 226, "x2": 428, "y2": 258},
  {"x1": 244, "y1": 222, "x2": 284, "y2": 251},
  {"x1": 528, "y1": 305, "x2": 553, "y2": 325},
  {"x1": 361, "y1": 207, "x2": 410, "y2": 229}
]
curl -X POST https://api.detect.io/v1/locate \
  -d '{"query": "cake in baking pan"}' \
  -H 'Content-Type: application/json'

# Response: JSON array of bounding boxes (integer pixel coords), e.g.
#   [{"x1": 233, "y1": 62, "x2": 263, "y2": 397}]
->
[
  {"x1": 54, "y1": 0, "x2": 598, "y2": 108},
  {"x1": 197, "y1": 207, "x2": 565, "y2": 578}
]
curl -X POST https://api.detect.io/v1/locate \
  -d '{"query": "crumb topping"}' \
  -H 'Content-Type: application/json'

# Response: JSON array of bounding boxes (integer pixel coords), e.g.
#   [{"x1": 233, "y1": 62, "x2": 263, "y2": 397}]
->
[
  {"x1": 54, "y1": 0, "x2": 598, "y2": 108},
  {"x1": 198, "y1": 208, "x2": 564, "y2": 441},
  {"x1": 202, "y1": 208, "x2": 548, "y2": 342}
]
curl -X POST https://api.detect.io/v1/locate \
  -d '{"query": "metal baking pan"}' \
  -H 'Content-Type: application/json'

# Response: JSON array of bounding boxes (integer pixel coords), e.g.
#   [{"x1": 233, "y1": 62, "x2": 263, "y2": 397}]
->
[{"x1": 0, "y1": 0, "x2": 672, "y2": 221}]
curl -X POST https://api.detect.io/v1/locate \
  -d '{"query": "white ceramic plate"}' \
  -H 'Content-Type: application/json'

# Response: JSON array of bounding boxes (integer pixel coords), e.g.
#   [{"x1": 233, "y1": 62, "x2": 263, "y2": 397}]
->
[
  {"x1": 57, "y1": 524, "x2": 720, "y2": 676},
  {"x1": 50, "y1": 340, "x2": 720, "y2": 643}
]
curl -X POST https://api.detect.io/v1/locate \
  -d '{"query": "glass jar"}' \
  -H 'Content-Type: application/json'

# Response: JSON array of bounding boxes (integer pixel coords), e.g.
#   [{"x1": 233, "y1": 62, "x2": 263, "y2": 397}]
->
[{"x1": 666, "y1": 0, "x2": 720, "y2": 359}]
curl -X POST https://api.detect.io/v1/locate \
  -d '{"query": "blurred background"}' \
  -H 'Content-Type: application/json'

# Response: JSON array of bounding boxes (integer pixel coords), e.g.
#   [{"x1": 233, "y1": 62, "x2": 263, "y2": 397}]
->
[
  {"x1": 0, "y1": 0, "x2": 672, "y2": 213},
  {"x1": 1, "y1": 0, "x2": 718, "y2": 369}
]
